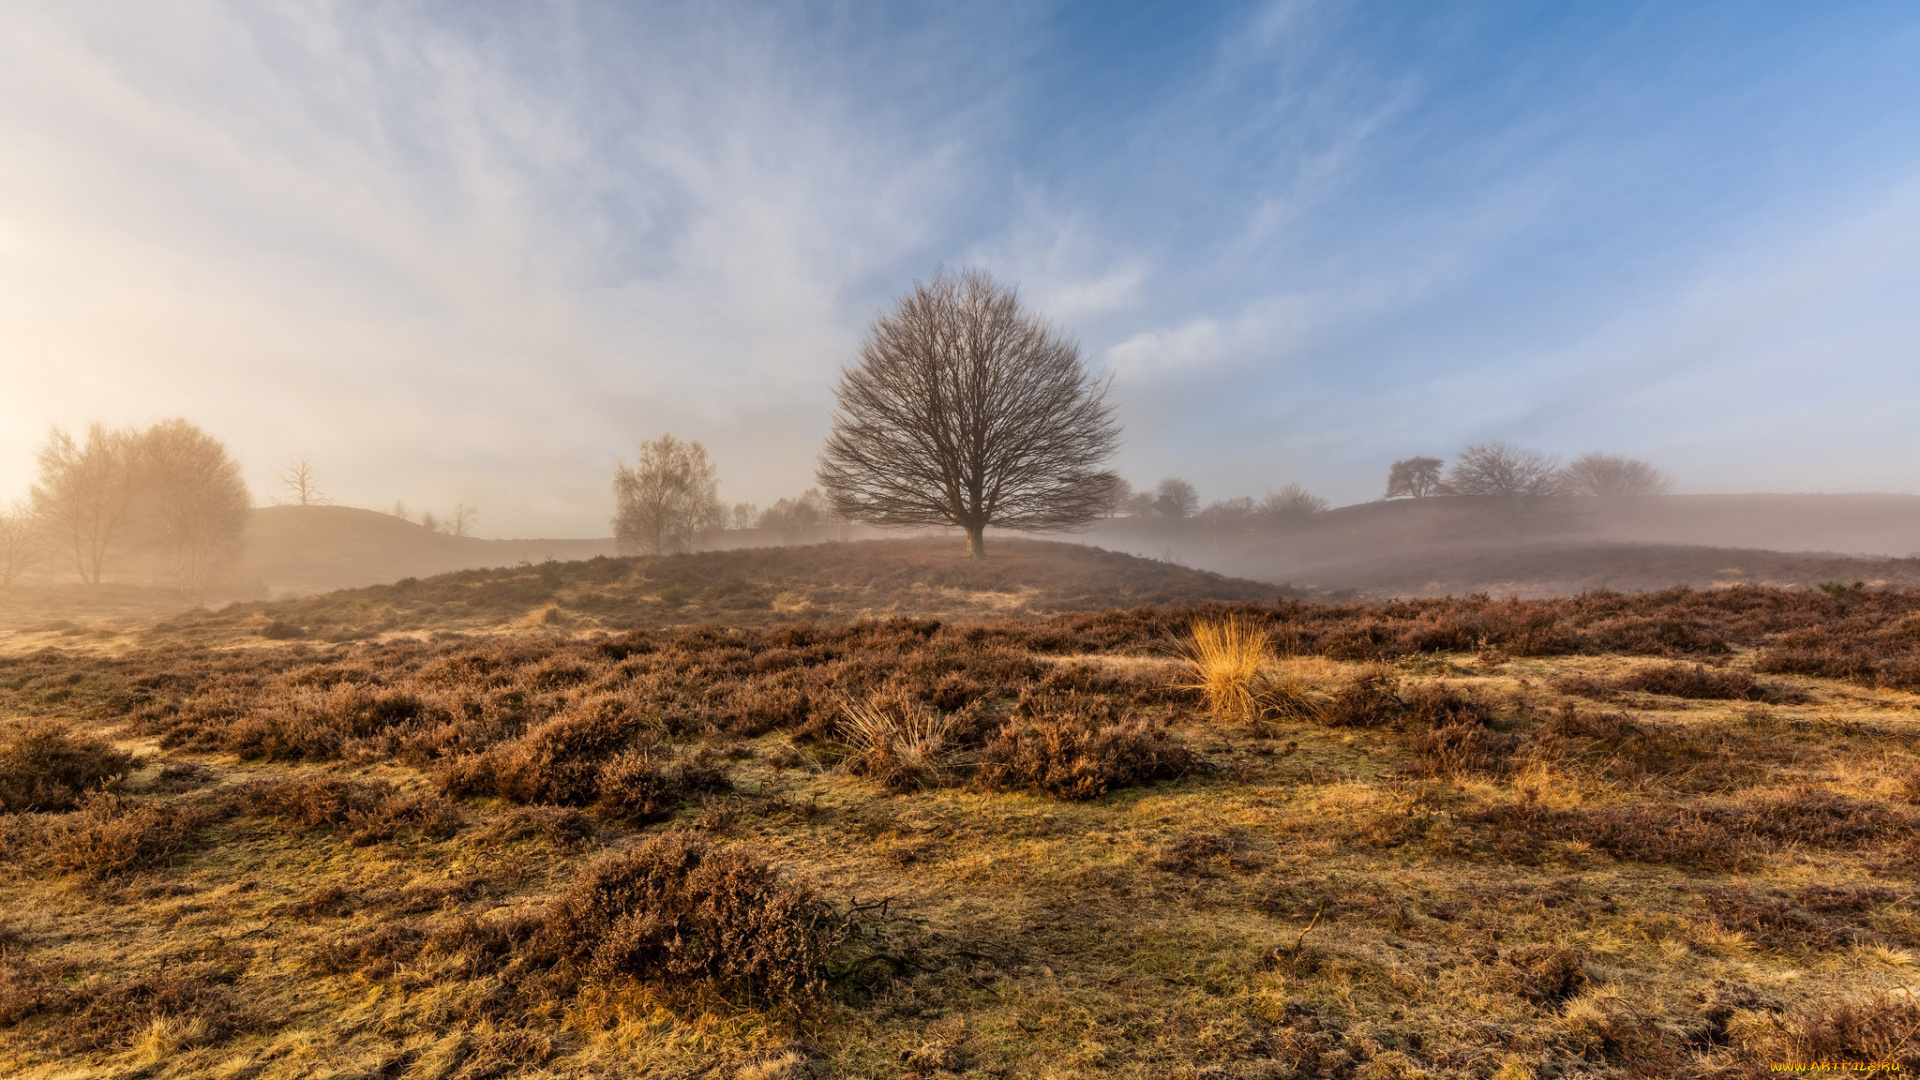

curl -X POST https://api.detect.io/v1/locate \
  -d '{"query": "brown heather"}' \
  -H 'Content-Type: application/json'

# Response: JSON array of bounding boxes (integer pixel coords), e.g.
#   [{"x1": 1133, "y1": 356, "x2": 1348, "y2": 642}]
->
[{"x1": 1, "y1": 567, "x2": 1919, "y2": 1076}]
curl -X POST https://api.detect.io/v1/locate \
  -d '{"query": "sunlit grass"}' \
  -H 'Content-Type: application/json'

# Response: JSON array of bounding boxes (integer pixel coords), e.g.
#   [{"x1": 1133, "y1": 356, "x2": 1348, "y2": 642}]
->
[{"x1": 1176, "y1": 616, "x2": 1272, "y2": 721}]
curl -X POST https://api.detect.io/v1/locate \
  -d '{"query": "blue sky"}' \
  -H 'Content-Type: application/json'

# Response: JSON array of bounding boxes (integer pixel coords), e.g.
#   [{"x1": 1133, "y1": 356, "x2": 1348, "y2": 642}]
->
[{"x1": 2, "y1": 1, "x2": 1917, "y2": 535}]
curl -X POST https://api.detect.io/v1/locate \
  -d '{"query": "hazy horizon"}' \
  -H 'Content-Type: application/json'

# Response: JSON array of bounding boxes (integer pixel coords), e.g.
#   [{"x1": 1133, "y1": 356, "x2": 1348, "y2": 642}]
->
[{"x1": 4, "y1": 2, "x2": 1918, "y2": 538}]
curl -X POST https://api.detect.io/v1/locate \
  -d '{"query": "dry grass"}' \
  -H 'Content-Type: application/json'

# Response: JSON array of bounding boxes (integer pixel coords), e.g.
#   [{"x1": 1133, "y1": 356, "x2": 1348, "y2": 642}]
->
[
  {"x1": 1177, "y1": 615, "x2": 1272, "y2": 721},
  {"x1": 4, "y1": 579, "x2": 1920, "y2": 1076}
]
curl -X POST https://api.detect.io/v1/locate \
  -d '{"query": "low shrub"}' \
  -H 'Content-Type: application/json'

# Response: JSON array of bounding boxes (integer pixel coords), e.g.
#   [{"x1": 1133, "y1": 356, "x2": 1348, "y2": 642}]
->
[
  {"x1": 46, "y1": 792, "x2": 200, "y2": 878},
  {"x1": 1702, "y1": 886, "x2": 1857, "y2": 952},
  {"x1": 1729, "y1": 991, "x2": 1920, "y2": 1066},
  {"x1": 975, "y1": 699, "x2": 1191, "y2": 800},
  {"x1": 35, "y1": 972, "x2": 259, "y2": 1054},
  {"x1": 522, "y1": 832, "x2": 846, "y2": 1009},
  {"x1": 0, "y1": 719, "x2": 135, "y2": 812},
  {"x1": 1556, "y1": 663, "x2": 1795, "y2": 703},
  {"x1": 1320, "y1": 670, "x2": 1401, "y2": 728},
  {"x1": 594, "y1": 749, "x2": 731, "y2": 823},
  {"x1": 241, "y1": 777, "x2": 462, "y2": 845}
]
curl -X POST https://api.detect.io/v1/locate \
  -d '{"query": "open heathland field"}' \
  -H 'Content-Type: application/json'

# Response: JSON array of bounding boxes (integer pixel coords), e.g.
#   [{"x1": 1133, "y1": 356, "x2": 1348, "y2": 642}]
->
[{"x1": 3, "y1": 552, "x2": 1920, "y2": 1077}]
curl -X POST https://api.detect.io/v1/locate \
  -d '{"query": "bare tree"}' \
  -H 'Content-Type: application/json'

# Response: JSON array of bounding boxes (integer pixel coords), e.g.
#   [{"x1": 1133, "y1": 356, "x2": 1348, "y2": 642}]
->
[
  {"x1": 1444, "y1": 443, "x2": 1562, "y2": 498},
  {"x1": 1199, "y1": 496, "x2": 1256, "y2": 526},
  {"x1": 1385, "y1": 457, "x2": 1445, "y2": 498},
  {"x1": 614, "y1": 433, "x2": 725, "y2": 556},
  {"x1": 390, "y1": 501, "x2": 410, "y2": 520},
  {"x1": 757, "y1": 488, "x2": 833, "y2": 543},
  {"x1": 1260, "y1": 482, "x2": 1330, "y2": 518},
  {"x1": 0, "y1": 500, "x2": 43, "y2": 588},
  {"x1": 1097, "y1": 476, "x2": 1133, "y2": 518},
  {"x1": 1559, "y1": 453, "x2": 1672, "y2": 497},
  {"x1": 419, "y1": 510, "x2": 442, "y2": 534},
  {"x1": 728, "y1": 503, "x2": 759, "y2": 531},
  {"x1": 31, "y1": 424, "x2": 141, "y2": 585},
  {"x1": 817, "y1": 268, "x2": 1120, "y2": 558},
  {"x1": 275, "y1": 455, "x2": 329, "y2": 506},
  {"x1": 1123, "y1": 489, "x2": 1158, "y2": 517},
  {"x1": 1153, "y1": 477, "x2": 1199, "y2": 520},
  {"x1": 134, "y1": 420, "x2": 252, "y2": 594},
  {"x1": 449, "y1": 502, "x2": 479, "y2": 537}
]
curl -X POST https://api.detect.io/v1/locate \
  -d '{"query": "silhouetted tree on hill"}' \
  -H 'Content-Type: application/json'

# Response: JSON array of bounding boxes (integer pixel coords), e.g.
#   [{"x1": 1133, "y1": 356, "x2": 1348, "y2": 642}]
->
[
  {"x1": 1385, "y1": 457, "x2": 1445, "y2": 498},
  {"x1": 1153, "y1": 478, "x2": 1199, "y2": 520},
  {"x1": 1444, "y1": 443, "x2": 1562, "y2": 498},
  {"x1": 1260, "y1": 483, "x2": 1330, "y2": 518},
  {"x1": 275, "y1": 455, "x2": 328, "y2": 506},
  {"x1": 614, "y1": 433, "x2": 725, "y2": 556},
  {"x1": 817, "y1": 269, "x2": 1120, "y2": 559},
  {"x1": 1559, "y1": 453, "x2": 1672, "y2": 497}
]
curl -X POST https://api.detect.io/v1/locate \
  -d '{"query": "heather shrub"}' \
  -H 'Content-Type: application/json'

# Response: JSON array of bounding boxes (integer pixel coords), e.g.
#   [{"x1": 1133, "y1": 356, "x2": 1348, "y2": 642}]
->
[
  {"x1": 976, "y1": 698, "x2": 1191, "y2": 800},
  {"x1": 1320, "y1": 670, "x2": 1402, "y2": 728},
  {"x1": 522, "y1": 832, "x2": 846, "y2": 1009},
  {"x1": 1729, "y1": 991, "x2": 1920, "y2": 1066},
  {"x1": 593, "y1": 749, "x2": 731, "y2": 823},
  {"x1": 33, "y1": 972, "x2": 259, "y2": 1054},
  {"x1": 0, "y1": 719, "x2": 134, "y2": 811},
  {"x1": 240, "y1": 776, "x2": 462, "y2": 845},
  {"x1": 46, "y1": 792, "x2": 199, "y2": 878}
]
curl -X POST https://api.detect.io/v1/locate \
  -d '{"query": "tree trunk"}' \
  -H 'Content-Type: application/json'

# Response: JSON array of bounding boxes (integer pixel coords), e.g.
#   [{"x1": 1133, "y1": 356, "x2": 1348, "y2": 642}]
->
[{"x1": 964, "y1": 522, "x2": 985, "y2": 559}]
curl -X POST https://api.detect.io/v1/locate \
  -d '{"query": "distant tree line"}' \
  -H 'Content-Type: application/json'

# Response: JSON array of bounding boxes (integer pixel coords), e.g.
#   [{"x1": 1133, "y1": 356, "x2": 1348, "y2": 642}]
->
[
  {"x1": 1, "y1": 420, "x2": 251, "y2": 593},
  {"x1": 1385, "y1": 444, "x2": 1672, "y2": 499},
  {"x1": 1094, "y1": 476, "x2": 1331, "y2": 524}
]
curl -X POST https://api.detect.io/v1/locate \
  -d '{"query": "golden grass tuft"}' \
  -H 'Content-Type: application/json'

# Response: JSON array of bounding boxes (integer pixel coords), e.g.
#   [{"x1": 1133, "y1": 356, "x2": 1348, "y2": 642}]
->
[{"x1": 1177, "y1": 616, "x2": 1272, "y2": 721}]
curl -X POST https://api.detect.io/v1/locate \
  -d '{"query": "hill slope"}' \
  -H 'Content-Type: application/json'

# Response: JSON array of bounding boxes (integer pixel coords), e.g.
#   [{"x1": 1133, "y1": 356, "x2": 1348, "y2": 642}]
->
[{"x1": 156, "y1": 537, "x2": 1279, "y2": 645}]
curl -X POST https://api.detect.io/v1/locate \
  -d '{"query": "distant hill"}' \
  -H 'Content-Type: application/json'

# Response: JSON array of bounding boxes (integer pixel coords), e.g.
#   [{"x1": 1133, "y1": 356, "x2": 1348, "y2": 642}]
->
[
  {"x1": 152, "y1": 536, "x2": 1278, "y2": 643},
  {"x1": 238, "y1": 505, "x2": 617, "y2": 595},
  {"x1": 1083, "y1": 493, "x2": 1920, "y2": 597}
]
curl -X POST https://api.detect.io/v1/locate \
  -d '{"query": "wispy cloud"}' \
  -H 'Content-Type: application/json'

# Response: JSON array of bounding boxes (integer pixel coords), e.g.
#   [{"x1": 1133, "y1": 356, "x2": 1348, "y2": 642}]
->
[{"x1": 1, "y1": 1, "x2": 1916, "y2": 530}]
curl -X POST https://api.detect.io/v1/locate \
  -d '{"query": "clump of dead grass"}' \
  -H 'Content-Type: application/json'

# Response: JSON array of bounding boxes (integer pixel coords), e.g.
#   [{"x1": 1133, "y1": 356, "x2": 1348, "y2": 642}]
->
[
  {"x1": 1176, "y1": 616, "x2": 1271, "y2": 721},
  {"x1": 0, "y1": 719, "x2": 135, "y2": 812},
  {"x1": 838, "y1": 692, "x2": 961, "y2": 791}
]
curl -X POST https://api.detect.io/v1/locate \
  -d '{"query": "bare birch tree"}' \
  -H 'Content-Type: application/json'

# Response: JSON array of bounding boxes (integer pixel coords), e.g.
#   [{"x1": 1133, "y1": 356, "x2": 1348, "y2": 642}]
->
[
  {"x1": 450, "y1": 502, "x2": 479, "y2": 537},
  {"x1": 0, "y1": 500, "x2": 43, "y2": 588},
  {"x1": 613, "y1": 433, "x2": 725, "y2": 556},
  {"x1": 31, "y1": 424, "x2": 141, "y2": 585},
  {"x1": 136, "y1": 419, "x2": 252, "y2": 594},
  {"x1": 817, "y1": 269, "x2": 1120, "y2": 558}
]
